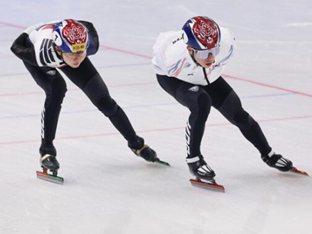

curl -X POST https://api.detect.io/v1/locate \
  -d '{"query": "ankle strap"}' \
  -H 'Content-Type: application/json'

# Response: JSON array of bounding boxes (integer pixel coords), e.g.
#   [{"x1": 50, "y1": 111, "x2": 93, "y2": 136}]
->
[
  {"x1": 186, "y1": 156, "x2": 200, "y2": 163},
  {"x1": 268, "y1": 150, "x2": 275, "y2": 157}
]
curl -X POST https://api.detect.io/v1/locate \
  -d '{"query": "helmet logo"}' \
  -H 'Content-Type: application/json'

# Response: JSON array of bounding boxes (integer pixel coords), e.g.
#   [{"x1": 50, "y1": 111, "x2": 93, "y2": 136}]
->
[
  {"x1": 53, "y1": 19, "x2": 88, "y2": 53},
  {"x1": 192, "y1": 17, "x2": 219, "y2": 49},
  {"x1": 62, "y1": 21, "x2": 87, "y2": 45}
]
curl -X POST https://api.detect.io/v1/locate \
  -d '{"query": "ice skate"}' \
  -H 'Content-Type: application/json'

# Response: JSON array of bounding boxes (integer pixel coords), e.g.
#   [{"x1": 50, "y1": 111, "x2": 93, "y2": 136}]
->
[
  {"x1": 40, "y1": 154, "x2": 60, "y2": 174},
  {"x1": 187, "y1": 156, "x2": 224, "y2": 192},
  {"x1": 187, "y1": 155, "x2": 216, "y2": 181},
  {"x1": 36, "y1": 154, "x2": 64, "y2": 184},
  {"x1": 262, "y1": 151, "x2": 309, "y2": 176},
  {"x1": 261, "y1": 151, "x2": 293, "y2": 172},
  {"x1": 129, "y1": 137, "x2": 170, "y2": 166}
]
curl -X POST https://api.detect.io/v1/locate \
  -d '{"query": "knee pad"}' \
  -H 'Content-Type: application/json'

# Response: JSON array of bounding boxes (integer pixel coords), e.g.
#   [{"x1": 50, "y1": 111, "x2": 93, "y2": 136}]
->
[
  {"x1": 192, "y1": 91, "x2": 211, "y2": 120},
  {"x1": 183, "y1": 88, "x2": 211, "y2": 116},
  {"x1": 82, "y1": 74, "x2": 118, "y2": 117},
  {"x1": 197, "y1": 92, "x2": 211, "y2": 119},
  {"x1": 97, "y1": 96, "x2": 119, "y2": 117},
  {"x1": 233, "y1": 110, "x2": 253, "y2": 129},
  {"x1": 218, "y1": 91, "x2": 252, "y2": 128},
  {"x1": 50, "y1": 77, "x2": 67, "y2": 102}
]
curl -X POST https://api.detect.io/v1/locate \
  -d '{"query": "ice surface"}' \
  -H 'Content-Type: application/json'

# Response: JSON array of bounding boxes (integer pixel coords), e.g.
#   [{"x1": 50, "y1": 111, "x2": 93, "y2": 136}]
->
[{"x1": 0, "y1": 1, "x2": 311, "y2": 233}]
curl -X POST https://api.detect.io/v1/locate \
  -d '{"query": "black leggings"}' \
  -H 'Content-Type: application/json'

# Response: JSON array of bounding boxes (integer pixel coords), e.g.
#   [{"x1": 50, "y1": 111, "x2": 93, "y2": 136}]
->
[
  {"x1": 24, "y1": 58, "x2": 138, "y2": 150},
  {"x1": 156, "y1": 74, "x2": 271, "y2": 157}
]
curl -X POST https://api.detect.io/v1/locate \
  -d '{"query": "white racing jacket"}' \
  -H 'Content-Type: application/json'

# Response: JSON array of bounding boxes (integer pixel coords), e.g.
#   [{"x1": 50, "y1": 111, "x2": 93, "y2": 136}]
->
[
  {"x1": 11, "y1": 20, "x2": 99, "y2": 68},
  {"x1": 152, "y1": 27, "x2": 235, "y2": 85}
]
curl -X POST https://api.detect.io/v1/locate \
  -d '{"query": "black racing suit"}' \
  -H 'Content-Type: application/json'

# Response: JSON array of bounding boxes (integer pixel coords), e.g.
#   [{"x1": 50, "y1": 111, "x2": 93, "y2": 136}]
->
[{"x1": 157, "y1": 73, "x2": 272, "y2": 158}]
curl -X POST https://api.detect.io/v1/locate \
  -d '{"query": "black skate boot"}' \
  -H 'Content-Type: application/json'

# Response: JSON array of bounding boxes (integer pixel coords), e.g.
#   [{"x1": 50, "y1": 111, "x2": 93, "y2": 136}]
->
[
  {"x1": 187, "y1": 155, "x2": 224, "y2": 191},
  {"x1": 187, "y1": 155, "x2": 216, "y2": 181},
  {"x1": 40, "y1": 154, "x2": 60, "y2": 173},
  {"x1": 36, "y1": 143, "x2": 63, "y2": 183},
  {"x1": 128, "y1": 136, "x2": 170, "y2": 166},
  {"x1": 39, "y1": 144, "x2": 59, "y2": 175},
  {"x1": 261, "y1": 151, "x2": 293, "y2": 172}
]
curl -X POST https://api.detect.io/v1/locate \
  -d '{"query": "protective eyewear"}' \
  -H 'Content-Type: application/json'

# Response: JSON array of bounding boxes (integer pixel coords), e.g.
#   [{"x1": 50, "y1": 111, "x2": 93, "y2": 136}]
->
[{"x1": 193, "y1": 45, "x2": 220, "y2": 59}]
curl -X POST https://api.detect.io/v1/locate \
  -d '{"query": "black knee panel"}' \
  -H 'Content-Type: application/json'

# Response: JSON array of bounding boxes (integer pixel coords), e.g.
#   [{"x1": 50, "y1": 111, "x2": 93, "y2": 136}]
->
[
  {"x1": 50, "y1": 77, "x2": 67, "y2": 102},
  {"x1": 97, "y1": 96, "x2": 119, "y2": 117},
  {"x1": 181, "y1": 89, "x2": 211, "y2": 120},
  {"x1": 196, "y1": 92, "x2": 211, "y2": 119},
  {"x1": 233, "y1": 110, "x2": 253, "y2": 129},
  {"x1": 82, "y1": 73, "x2": 118, "y2": 117},
  {"x1": 218, "y1": 91, "x2": 253, "y2": 129}
]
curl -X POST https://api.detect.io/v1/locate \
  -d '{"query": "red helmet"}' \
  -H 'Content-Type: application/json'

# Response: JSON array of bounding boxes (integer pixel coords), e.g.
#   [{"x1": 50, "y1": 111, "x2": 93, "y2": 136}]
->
[
  {"x1": 182, "y1": 16, "x2": 220, "y2": 50},
  {"x1": 52, "y1": 19, "x2": 88, "y2": 53}
]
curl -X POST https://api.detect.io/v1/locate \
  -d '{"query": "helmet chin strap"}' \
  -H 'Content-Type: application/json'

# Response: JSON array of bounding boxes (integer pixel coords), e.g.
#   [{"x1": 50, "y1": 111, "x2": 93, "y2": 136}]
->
[
  {"x1": 53, "y1": 44, "x2": 64, "y2": 58},
  {"x1": 188, "y1": 49, "x2": 211, "y2": 85},
  {"x1": 189, "y1": 50, "x2": 202, "y2": 67}
]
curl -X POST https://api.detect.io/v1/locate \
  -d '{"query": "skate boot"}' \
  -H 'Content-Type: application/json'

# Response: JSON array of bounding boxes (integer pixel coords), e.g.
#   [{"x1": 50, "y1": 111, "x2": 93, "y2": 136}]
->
[
  {"x1": 188, "y1": 155, "x2": 224, "y2": 192},
  {"x1": 261, "y1": 151, "x2": 293, "y2": 172},
  {"x1": 39, "y1": 144, "x2": 59, "y2": 175},
  {"x1": 129, "y1": 136, "x2": 158, "y2": 162},
  {"x1": 129, "y1": 136, "x2": 170, "y2": 166},
  {"x1": 40, "y1": 154, "x2": 60, "y2": 174},
  {"x1": 36, "y1": 143, "x2": 63, "y2": 183},
  {"x1": 37, "y1": 154, "x2": 63, "y2": 183},
  {"x1": 187, "y1": 155, "x2": 216, "y2": 181}
]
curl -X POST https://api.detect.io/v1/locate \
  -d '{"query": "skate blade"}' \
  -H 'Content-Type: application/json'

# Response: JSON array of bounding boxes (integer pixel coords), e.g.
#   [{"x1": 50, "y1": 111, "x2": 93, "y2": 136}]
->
[
  {"x1": 155, "y1": 159, "x2": 170, "y2": 167},
  {"x1": 290, "y1": 167, "x2": 309, "y2": 176},
  {"x1": 190, "y1": 178, "x2": 225, "y2": 192},
  {"x1": 36, "y1": 171, "x2": 64, "y2": 184}
]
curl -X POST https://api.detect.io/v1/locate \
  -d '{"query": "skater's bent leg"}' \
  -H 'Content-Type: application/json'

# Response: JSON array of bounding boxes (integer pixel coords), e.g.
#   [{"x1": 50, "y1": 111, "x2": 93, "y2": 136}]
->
[
  {"x1": 40, "y1": 77, "x2": 67, "y2": 146},
  {"x1": 157, "y1": 74, "x2": 215, "y2": 178},
  {"x1": 157, "y1": 74, "x2": 211, "y2": 158},
  {"x1": 181, "y1": 87, "x2": 211, "y2": 158},
  {"x1": 23, "y1": 62, "x2": 67, "y2": 156}
]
